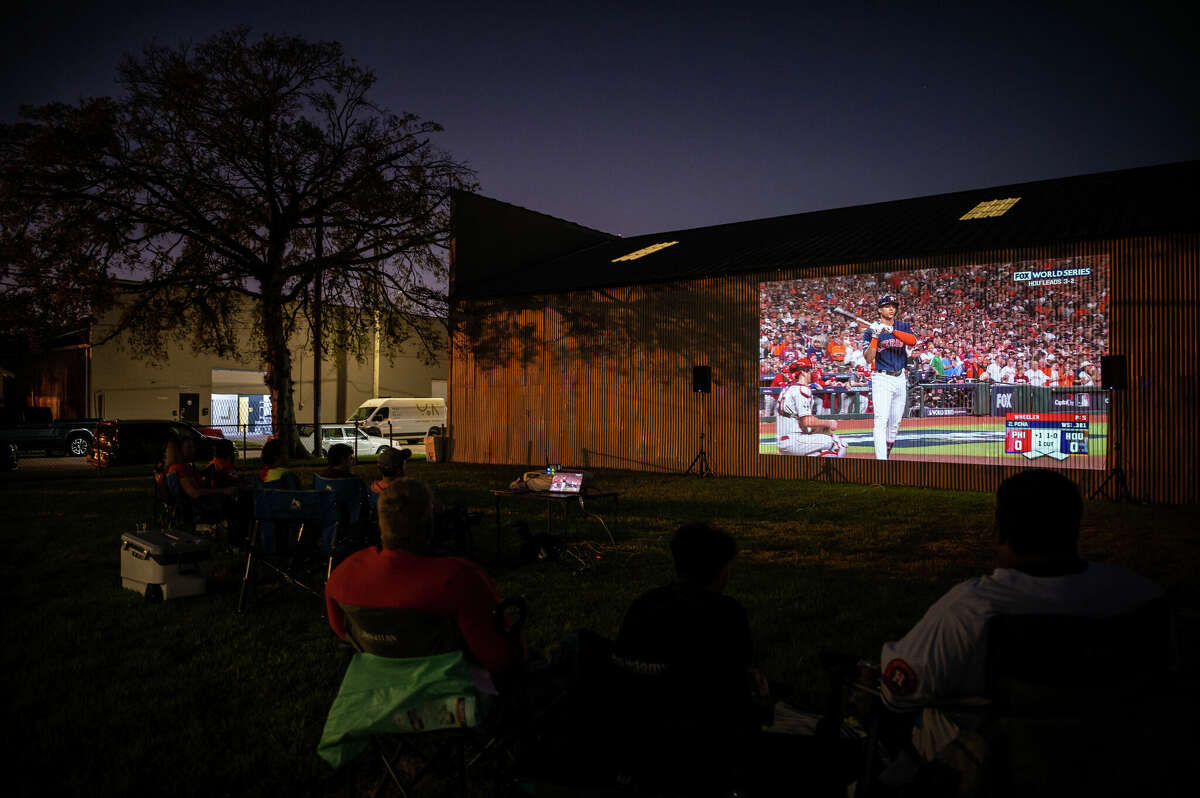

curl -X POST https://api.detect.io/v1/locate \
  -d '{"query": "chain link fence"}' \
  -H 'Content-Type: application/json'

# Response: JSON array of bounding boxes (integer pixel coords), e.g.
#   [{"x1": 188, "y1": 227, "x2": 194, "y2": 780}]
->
[{"x1": 205, "y1": 420, "x2": 443, "y2": 463}]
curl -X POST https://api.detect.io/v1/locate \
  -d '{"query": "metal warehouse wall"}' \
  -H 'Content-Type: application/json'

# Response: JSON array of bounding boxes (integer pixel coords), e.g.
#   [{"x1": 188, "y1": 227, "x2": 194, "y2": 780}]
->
[{"x1": 449, "y1": 234, "x2": 1199, "y2": 503}]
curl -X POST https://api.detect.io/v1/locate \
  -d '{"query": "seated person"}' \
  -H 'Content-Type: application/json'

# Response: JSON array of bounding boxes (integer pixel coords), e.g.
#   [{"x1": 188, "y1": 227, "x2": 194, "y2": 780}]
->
[
  {"x1": 325, "y1": 478, "x2": 516, "y2": 676},
  {"x1": 878, "y1": 469, "x2": 1164, "y2": 779},
  {"x1": 609, "y1": 523, "x2": 796, "y2": 794},
  {"x1": 317, "y1": 442, "x2": 357, "y2": 481},
  {"x1": 370, "y1": 446, "x2": 412, "y2": 493},
  {"x1": 316, "y1": 443, "x2": 371, "y2": 547},
  {"x1": 163, "y1": 437, "x2": 238, "y2": 520},
  {"x1": 203, "y1": 438, "x2": 239, "y2": 488},
  {"x1": 257, "y1": 438, "x2": 300, "y2": 488},
  {"x1": 613, "y1": 522, "x2": 767, "y2": 734}
]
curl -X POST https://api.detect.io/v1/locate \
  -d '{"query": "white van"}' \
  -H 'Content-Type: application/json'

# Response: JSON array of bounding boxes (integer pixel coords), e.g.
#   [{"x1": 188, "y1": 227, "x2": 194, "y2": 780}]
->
[{"x1": 346, "y1": 398, "x2": 446, "y2": 443}]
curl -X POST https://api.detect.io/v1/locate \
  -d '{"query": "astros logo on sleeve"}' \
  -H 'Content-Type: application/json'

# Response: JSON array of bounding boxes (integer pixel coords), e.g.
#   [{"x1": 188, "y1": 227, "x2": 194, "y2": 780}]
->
[{"x1": 882, "y1": 658, "x2": 919, "y2": 697}]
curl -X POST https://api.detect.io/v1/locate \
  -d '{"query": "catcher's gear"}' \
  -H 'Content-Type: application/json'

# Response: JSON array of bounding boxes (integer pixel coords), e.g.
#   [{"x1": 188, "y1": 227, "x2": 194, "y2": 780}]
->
[
  {"x1": 788, "y1": 357, "x2": 813, "y2": 372},
  {"x1": 878, "y1": 294, "x2": 898, "y2": 308}
]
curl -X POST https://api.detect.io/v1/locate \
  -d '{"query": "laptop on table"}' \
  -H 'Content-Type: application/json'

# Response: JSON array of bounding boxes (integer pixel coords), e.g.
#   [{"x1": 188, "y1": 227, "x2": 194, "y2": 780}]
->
[{"x1": 548, "y1": 471, "x2": 585, "y2": 495}]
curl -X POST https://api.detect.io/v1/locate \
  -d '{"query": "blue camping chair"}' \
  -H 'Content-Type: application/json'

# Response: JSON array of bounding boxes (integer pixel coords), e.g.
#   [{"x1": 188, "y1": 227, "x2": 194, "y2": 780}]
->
[
  {"x1": 238, "y1": 488, "x2": 338, "y2": 613},
  {"x1": 164, "y1": 471, "x2": 200, "y2": 530},
  {"x1": 163, "y1": 470, "x2": 222, "y2": 532},
  {"x1": 314, "y1": 475, "x2": 371, "y2": 575}
]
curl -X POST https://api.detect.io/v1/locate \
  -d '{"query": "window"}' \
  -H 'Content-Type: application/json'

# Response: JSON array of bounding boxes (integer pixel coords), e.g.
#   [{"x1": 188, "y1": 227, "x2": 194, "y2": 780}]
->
[
  {"x1": 959, "y1": 197, "x2": 1020, "y2": 220},
  {"x1": 611, "y1": 241, "x2": 679, "y2": 262}
]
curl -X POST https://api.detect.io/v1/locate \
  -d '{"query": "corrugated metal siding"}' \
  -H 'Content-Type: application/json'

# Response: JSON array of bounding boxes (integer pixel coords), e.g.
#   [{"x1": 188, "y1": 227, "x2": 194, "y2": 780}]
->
[{"x1": 450, "y1": 234, "x2": 1199, "y2": 503}]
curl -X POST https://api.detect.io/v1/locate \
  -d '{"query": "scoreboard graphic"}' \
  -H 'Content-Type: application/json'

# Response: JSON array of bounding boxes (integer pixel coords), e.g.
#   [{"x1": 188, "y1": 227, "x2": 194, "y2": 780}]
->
[{"x1": 1004, "y1": 413, "x2": 1090, "y2": 460}]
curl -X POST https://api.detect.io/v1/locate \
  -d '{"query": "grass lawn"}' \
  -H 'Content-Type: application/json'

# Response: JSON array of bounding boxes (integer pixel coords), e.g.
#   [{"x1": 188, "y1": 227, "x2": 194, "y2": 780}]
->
[{"x1": 3, "y1": 459, "x2": 1197, "y2": 796}]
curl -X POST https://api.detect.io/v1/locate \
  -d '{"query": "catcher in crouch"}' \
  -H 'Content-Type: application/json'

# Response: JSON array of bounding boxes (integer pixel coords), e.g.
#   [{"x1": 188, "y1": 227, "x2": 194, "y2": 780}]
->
[{"x1": 775, "y1": 360, "x2": 847, "y2": 457}]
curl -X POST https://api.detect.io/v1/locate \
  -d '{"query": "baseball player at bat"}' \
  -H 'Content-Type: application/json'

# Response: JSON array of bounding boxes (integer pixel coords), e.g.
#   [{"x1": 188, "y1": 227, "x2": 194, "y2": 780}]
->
[
  {"x1": 862, "y1": 294, "x2": 918, "y2": 459},
  {"x1": 775, "y1": 359, "x2": 847, "y2": 457}
]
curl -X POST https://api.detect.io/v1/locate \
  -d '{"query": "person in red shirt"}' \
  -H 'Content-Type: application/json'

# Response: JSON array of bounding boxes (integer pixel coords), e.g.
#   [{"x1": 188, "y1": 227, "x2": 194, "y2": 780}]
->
[
  {"x1": 165, "y1": 438, "x2": 238, "y2": 502},
  {"x1": 204, "y1": 438, "x2": 239, "y2": 488},
  {"x1": 325, "y1": 478, "x2": 516, "y2": 674},
  {"x1": 162, "y1": 437, "x2": 238, "y2": 525}
]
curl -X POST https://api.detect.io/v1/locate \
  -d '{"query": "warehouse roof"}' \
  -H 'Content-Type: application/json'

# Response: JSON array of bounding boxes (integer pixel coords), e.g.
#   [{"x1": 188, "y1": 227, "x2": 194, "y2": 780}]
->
[{"x1": 452, "y1": 160, "x2": 1200, "y2": 298}]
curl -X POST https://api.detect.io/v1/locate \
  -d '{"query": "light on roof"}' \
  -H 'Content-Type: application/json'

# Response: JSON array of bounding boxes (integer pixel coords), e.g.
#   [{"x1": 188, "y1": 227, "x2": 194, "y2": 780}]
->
[
  {"x1": 960, "y1": 197, "x2": 1021, "y2": 220},
  {"x1": 611, "y1": 241, "x2": 679, "y2": 262}
]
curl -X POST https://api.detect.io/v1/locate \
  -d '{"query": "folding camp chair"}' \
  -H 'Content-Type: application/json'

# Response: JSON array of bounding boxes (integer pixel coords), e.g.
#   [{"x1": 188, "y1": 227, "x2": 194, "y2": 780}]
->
[
  {"x1": 163, "y1": 472, "x2": 194, "y2": 530},
  {"x1": 826, "y1": 596, "x2": 1176, "y2": 798},
  {"x1": 152, "y1": 468, "x2": 179, "y2": 530},
  {"x1": 237, "y1": 489, "x2": 338, "y2": 613},
  {"x1": 313, "y1": 475, "x2": 370, "y2": 577},
  {"x1": 318, "y1": 597, "x2": 528, "y2": 797}
]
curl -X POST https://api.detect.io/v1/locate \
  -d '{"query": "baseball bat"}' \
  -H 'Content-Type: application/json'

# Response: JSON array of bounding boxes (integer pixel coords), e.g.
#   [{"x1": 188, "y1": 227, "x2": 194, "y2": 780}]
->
[{"x1": 833, "y1": 306, "x2": 871, "y2": 326}]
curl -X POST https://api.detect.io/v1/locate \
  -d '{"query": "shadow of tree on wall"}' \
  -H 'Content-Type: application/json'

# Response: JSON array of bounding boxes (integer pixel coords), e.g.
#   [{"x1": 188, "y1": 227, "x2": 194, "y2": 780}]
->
[{"x1": 450, "y1": 278, "x2": 759, "y2": 386}]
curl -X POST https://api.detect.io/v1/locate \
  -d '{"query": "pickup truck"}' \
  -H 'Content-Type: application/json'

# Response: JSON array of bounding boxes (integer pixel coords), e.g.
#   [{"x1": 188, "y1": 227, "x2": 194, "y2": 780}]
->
[{"x1": 0, "y1": 406, "x2": 100, "y2": 457}]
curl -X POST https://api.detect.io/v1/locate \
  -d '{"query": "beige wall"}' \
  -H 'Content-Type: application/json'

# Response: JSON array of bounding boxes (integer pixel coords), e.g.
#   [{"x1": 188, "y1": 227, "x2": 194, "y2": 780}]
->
[{"x1": 90, "y1": 307, "x2": 447, "y2": 423}]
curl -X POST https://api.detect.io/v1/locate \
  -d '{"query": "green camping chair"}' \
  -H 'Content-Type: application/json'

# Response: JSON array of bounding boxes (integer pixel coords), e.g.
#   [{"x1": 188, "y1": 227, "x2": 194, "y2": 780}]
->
[{"x1": 319, "y1": 600, "x2": 527, "y2": 796}]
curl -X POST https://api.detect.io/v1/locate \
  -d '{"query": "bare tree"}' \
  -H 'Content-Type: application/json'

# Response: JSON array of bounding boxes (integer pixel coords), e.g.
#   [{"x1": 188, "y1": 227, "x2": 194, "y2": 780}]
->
[{"x1": 0, "y1": 29, "x2": 472, "y2": 452}]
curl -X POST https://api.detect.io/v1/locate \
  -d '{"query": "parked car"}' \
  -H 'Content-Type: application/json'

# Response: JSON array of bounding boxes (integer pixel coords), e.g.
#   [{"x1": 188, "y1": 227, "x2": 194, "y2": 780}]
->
[
  {"x1": 0, "y1": 406, "x2": 100, "y2": 457},
  {"x1": 87, "y1": 419, "x2": 229, "y2": 469},
  {"x1": 298, "y1": 424, "x2": 396, "y2": 458}
]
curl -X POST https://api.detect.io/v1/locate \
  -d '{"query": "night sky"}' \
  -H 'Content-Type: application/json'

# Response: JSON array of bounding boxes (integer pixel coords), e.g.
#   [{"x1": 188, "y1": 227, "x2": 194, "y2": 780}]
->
[{"x1": 3, "y1": 0, "x2": 1197, "y2": 236}]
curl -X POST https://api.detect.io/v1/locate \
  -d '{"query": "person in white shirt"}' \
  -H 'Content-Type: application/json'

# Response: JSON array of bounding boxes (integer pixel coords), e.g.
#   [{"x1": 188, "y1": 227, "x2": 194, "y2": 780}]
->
[
  {"x1": 985, "y1": 357, "x2": 1004, "y2": 384},
  {"x1": 998, "y1": 358, "x2": 1016, "y2": 383},
  {"x1": 1024, "y1": 362, "x2": 1046, "y2": 386},
  {"x1": 878, "y1": 470, "x2": 1163, "y2": 779},
  {"x1": 844, "y1": 339, "x2": 867, "y2": 370},
  {"x1": 1077, "y1": 361, "x2": 1095, "y2": 387}
]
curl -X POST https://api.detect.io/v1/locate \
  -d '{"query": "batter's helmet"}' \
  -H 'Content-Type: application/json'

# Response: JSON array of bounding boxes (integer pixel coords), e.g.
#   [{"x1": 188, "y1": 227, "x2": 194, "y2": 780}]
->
[
  {"x1": 878, "y1": 294, "x2": 898, "y2": 308},
  {"x1": 788, "y1": 358, "x2": 813, "y2": 373}
]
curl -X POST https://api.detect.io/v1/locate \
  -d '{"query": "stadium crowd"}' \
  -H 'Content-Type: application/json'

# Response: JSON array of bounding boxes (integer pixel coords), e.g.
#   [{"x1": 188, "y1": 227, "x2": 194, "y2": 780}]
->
[{"x1": 759, "y1": 258, "x2": 1109, "y2": 412}]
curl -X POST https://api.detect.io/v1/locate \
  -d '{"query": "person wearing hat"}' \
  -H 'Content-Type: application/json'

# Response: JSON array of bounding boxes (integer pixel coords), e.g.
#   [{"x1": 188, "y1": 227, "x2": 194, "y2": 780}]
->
[
  {"x1": 371, "y1": 446, "x2": 412, "y2": 494},
  {"x1": 1077, "y1": 361, "x2": 1095, "y2": 387},
  {"x1": 774, "y1": 359, "x2": 847, "y2": 457},
  {"x1": 862, "y1": 294, "x2": 918, "y2": 459},
  {"x1": 317, "y1": 443, "x2": 358, "y2": 481}
]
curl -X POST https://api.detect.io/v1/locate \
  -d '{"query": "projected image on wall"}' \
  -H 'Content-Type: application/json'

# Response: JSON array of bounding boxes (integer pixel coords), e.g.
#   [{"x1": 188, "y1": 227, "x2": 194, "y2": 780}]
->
[{"x1": 758, "y1": 255, "x2": 1110, "y2": 469}]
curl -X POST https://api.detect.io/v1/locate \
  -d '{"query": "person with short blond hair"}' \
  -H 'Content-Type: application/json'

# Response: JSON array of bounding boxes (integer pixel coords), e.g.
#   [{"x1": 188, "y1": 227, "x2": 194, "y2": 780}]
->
[{"x1": 324, "y1": 479, "x2": 514, "y2": 672}]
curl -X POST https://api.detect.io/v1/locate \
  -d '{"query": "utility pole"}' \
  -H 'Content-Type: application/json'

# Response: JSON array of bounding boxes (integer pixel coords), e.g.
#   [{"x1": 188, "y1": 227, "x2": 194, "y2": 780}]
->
[{"x1": 312, "y1": 216, "x2": 324, "y2": 458}]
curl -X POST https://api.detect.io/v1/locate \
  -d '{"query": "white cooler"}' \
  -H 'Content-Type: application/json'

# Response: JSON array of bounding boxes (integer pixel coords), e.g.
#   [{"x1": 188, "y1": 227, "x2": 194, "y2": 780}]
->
[{"x1": 120, "y1": 530, "x2": 211, "y2": 600}]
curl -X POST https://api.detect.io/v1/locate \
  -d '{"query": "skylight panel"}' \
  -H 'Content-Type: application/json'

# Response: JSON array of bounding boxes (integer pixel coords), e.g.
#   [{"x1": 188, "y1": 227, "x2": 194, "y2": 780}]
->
[
  {"x1": 611, "y1": 241, "x2": 679, "y2": 262},
  {"x1": 959, "y1": 197, "x2": 1021, "y2": 220}
]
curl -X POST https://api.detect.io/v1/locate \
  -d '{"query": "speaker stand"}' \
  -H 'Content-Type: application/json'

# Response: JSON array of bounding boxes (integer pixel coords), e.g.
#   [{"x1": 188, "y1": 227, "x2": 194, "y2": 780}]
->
[
  {"x1": 684, "y1": 433, "x2": 714, "y2": 478},
  {"x1": 812, "y1": 457, "x2": 846, "y2": 483},
  {"x1": 1090, "y1": 389, "x2": 1134, "y2": 502},
  {"x1": 684, "y1": 394, "x2": 715, "y2": 477}
]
